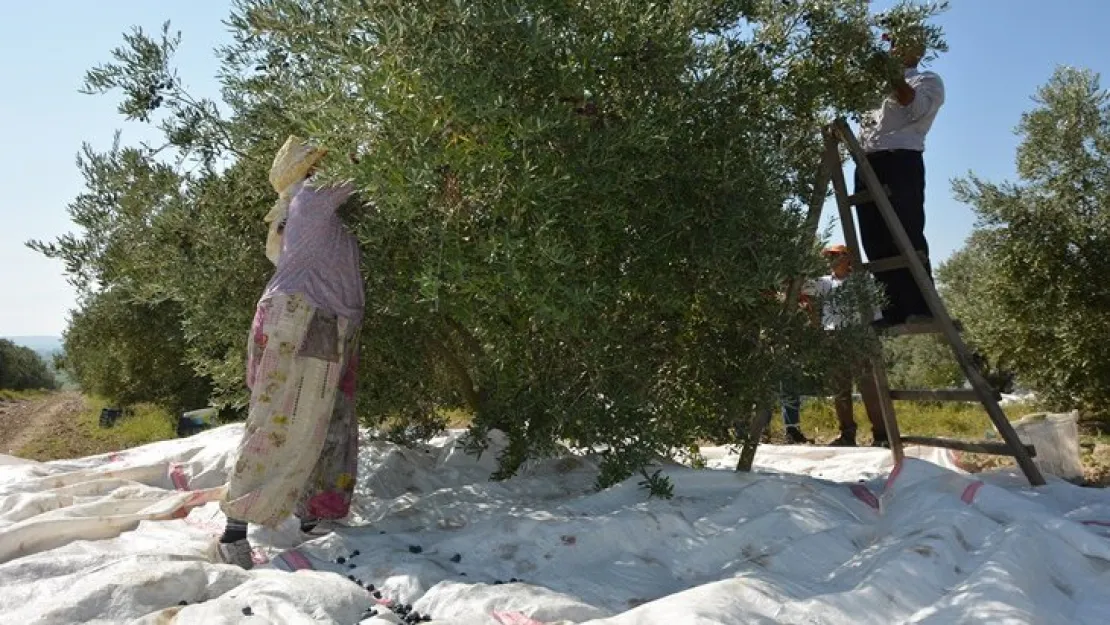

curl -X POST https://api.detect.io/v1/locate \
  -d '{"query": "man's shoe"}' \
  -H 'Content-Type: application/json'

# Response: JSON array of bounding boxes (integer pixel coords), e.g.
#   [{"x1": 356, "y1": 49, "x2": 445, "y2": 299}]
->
[
  {"x1": 827, "y1": 435, "x2": 857, "y2": 447},
  {"x1": 785, "y1": 426, "x2": 809, "y2": 444},
  {"x1": 216, "y1": 539, "x2": 255, "y2": 569},
  {"x1": 871, "y1": 437, "x2": 891, "y2": 449}
]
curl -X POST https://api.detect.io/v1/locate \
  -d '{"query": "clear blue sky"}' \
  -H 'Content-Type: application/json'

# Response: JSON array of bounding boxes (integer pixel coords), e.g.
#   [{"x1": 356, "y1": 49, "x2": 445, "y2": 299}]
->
[{"x1": 1, "y1": 1, "x2": 1108, "y2": 337}]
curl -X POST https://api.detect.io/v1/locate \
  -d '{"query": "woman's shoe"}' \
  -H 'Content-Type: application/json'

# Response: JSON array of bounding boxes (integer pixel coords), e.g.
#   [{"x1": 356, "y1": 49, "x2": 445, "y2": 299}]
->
[{"x1": 216, "y1": 539, "x2": 255, "y2": 569}]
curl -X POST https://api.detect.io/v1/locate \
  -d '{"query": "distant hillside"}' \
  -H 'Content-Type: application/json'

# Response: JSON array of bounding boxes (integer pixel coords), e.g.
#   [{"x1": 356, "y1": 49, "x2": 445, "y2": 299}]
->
[
  {"x1": 3, "y1": 336, "x2": 63, "y2": 359},
  {"x1": 2, "y1": 336, "x2": 75, "y2": 389}
]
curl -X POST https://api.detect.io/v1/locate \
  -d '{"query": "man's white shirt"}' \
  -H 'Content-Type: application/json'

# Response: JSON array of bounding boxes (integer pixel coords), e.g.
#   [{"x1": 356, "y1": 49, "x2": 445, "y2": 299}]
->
[
  {"x1": 858, "y1": 67, "x2": 945, "y2": 153},
  {"x1": 804, "y1": 275, "x2": 882, "y2": 330}
]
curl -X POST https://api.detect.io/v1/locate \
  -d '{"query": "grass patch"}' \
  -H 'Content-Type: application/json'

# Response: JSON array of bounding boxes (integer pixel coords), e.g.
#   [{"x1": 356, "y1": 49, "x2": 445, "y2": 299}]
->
[
  {"x1": 765, "y1": 398, "x2": 1034, "y2": 445},
  {"x1": 17, "y1": 396, "x2": 177, "y2": 462},
  {"x1": 439, "y1": 407, "x2": 474, "y2": 430},
  {"x1": 0, "y1": 389, "x2": 50, "y2": 402},
  {"x1": 346, "y1": 400, "x2": 1110, "y2": 486},
  {"x1": 420, "y1": 401, "x2": 1037, "y2": 448}
]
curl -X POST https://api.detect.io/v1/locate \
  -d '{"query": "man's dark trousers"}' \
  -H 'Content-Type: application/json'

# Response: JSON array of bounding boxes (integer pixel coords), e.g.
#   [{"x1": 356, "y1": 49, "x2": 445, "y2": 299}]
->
[{"x1": 853, "y1": 149, "x2": 932, "y2": 324}]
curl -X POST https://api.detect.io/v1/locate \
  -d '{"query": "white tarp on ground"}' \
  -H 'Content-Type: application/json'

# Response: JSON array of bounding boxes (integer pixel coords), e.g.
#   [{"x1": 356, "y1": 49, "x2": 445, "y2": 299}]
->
[{"x1": 1, "y1": 425, "x2": 1109, "y2": 624}]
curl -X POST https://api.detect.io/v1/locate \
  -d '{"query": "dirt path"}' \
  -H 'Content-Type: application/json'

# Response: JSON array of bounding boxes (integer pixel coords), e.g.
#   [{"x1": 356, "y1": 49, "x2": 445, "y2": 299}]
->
[{"x1": 0, "y1": 392, "x2": 86, "y2": 457}]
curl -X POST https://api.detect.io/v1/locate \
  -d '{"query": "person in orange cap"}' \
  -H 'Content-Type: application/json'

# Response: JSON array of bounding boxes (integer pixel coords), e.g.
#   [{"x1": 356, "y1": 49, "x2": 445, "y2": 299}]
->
[{"x1": 788, "y1": 245, "x2": 888, "y2": 447}]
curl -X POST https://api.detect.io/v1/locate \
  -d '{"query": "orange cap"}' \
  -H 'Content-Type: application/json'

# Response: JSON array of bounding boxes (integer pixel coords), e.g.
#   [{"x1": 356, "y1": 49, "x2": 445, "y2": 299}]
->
[{"x1": 822, "y1": 244, "x2": 849, "y2": 256}]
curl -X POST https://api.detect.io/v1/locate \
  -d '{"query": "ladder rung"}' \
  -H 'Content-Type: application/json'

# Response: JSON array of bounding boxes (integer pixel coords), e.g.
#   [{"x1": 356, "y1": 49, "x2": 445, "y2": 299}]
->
[
  {"x1": 846, "y1": 191, "x2": 871, "y2": 205},
  {"x1": 862, "y1": 256, "x2": 909, "y2": 273},
  {"x1": 885, "y1": 320, "x2": 943, "y2": 337},
  {"x1": 846, "y1": 185, "x2": 892, "y2": 206},
  {"x1": 879, "y1": 317, "x2": 959, "y2": 337},
  {"x1": 901, "y1": 435, "x2": 1037, "y2": 458},
  {"x1": 882, "y1": 317, "x2": 964, "y2": 337},
  {"x1": 862, "y1": 250, "x2": 930, "y2": 275},
  {"x1": 889, "y1": 389, "x2": 1000, "y2": 402}
]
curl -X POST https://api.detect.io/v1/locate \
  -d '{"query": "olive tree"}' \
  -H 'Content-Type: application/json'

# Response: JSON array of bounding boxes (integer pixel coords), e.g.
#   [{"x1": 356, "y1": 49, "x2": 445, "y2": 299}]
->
[
  {"x1": 35, "y1": 0, "x2": 948, "y2": 486},
  {"x1": 949, "y1": 67, "x2": 1110, "y2": 420}
]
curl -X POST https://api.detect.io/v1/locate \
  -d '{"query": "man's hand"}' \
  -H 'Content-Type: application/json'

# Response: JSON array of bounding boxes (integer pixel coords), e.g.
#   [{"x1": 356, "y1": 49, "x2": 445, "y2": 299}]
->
[
  {"x1": 868, "y1": 50, "x2": 915, "y2": 106},
  {"x1": 891, "y1": 75, "x2": 915, "y2": 106}
]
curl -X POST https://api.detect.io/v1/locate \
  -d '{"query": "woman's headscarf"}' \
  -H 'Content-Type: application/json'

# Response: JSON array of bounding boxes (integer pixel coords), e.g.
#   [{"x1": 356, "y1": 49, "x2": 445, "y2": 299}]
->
[{"x1": 265, "y1": 136, "x2": 328, "y2": 265}]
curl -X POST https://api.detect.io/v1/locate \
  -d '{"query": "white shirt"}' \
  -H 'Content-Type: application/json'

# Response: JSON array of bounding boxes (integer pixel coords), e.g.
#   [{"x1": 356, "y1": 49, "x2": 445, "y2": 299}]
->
[
  {"x1": 803, "y1": 275, "x2": 882, "y2": 330},
  {"x1": 858, "y1": 67, "x2": 945, "y2": 153}
]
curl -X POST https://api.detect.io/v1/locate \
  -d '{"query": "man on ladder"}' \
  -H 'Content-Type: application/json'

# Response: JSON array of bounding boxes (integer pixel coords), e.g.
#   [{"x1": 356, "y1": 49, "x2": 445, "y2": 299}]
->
[
  {"x1": 856, "y1": 32, "x2": 945, "y2": 329},
  {"x1": 740, "y1": 28, "x2": 1045, "y2": 486}
]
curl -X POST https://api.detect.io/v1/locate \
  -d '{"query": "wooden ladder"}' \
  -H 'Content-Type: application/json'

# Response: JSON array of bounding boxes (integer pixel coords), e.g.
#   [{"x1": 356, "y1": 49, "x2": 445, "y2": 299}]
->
[{"x1": 738, "y1": 118, "x2": 1046, "y2": 487}]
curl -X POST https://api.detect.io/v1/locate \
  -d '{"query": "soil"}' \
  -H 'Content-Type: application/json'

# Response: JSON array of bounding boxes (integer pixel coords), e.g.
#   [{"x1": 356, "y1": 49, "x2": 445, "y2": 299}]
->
[{"x1": 0, "y1": 392, "x2": 86, "y2": 457}]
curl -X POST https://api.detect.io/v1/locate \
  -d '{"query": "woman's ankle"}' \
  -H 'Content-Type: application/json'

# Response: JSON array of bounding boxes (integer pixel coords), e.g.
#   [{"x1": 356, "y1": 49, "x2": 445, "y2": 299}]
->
[{"x1": 220, "y1": 518, "x2": 249, "y2": 544}]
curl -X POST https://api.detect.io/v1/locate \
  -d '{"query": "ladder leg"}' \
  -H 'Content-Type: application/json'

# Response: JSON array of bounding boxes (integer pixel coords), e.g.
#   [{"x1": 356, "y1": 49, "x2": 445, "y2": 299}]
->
[
  {"x1": 828, "y1": 132, "x2": 904, "y2": 466},
  {"x1": 967, "y1": 367, "x2": 1046, "y2": 485},
  {"x1": 737, "y1": 137, "x2": 835, "y2": 472},
  {"x1": 865, "y1": 357, "x2": 904, "y2": 464},
  {"x1": 825, "y1": 144, "x2": 865, "y2": 268},
  {"x1": 832, "y1": 119, "x2": 1045, "y2": 486}
]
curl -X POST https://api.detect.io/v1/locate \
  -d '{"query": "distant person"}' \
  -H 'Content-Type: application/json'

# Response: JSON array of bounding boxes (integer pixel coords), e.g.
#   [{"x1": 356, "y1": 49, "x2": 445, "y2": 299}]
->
[
  {"x1": 779, "y1": 388, "x2": 808, "y2": 444},
  {"x1": 856, "y1": 30, "x2": 945, "y2": 329},
  {"x1": 779, "y1": 290, "x2": 816, "y2": 444},
  {"x1": 804, "y1": 245, "x2": 888, "y2": 447},
  {"x1": 216, "y1": 137, "x2": 365, "y2": 569}
]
